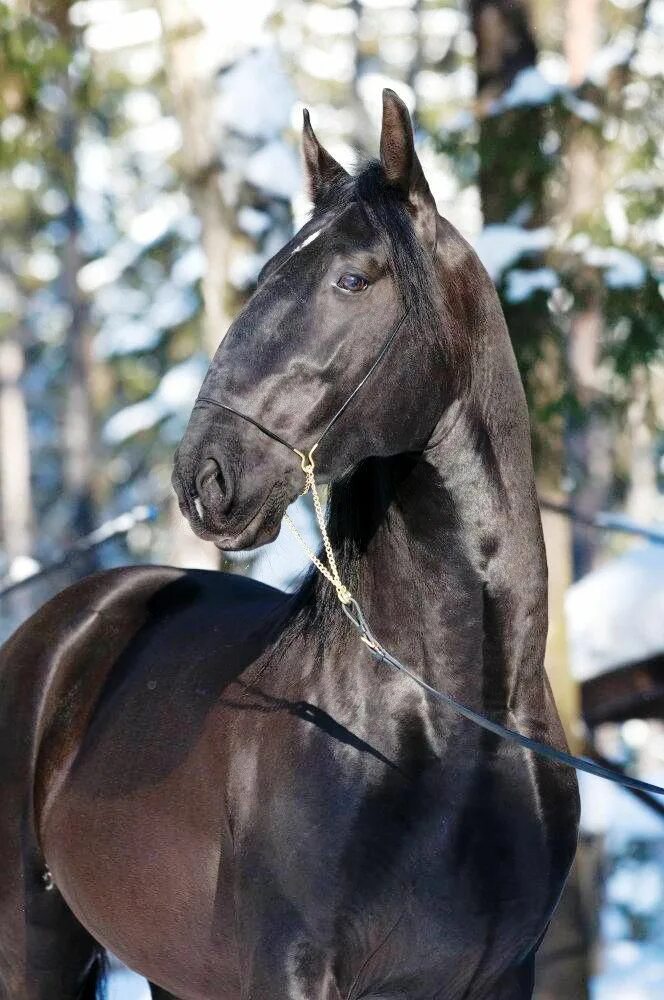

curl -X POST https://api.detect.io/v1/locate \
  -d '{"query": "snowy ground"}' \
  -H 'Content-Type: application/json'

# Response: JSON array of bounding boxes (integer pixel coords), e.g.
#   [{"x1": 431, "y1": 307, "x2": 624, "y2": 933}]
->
[{"x1": 107, "y1": 958, "x2": 150, "y2": 1000}]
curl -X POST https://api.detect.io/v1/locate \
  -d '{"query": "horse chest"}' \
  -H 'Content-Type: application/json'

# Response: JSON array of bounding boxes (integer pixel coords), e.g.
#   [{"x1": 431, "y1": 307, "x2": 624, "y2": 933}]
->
[{"x1": 223, "y1": 714, "x2": 569, "y2": 999}]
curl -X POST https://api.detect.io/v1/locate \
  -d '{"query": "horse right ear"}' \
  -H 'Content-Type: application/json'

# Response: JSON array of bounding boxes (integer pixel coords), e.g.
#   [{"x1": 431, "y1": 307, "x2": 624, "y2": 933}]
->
[
  {"x1": 302, "y1": 109, "x2": 349, "y2": 204},
  {"x1": 379, "y1": 89, "x2": 437, "y2": 249}
]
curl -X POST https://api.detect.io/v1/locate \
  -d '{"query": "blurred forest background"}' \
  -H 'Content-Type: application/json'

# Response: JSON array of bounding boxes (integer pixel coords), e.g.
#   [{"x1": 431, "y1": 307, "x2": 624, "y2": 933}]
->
[{"x1": 1, "y1": 0, "x2": 663, "y2": 998}]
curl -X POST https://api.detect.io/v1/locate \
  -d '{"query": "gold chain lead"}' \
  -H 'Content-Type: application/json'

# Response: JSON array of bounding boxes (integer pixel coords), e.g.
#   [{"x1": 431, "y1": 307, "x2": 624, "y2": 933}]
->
[{"x1": 284, "y1": 448, "x2": 352, "y2": 606}]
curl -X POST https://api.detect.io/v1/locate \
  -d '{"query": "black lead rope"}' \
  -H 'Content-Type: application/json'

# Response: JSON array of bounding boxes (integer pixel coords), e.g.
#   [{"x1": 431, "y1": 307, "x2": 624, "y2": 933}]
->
[
  {"x1": 193, "y1": 301, "x2": 664, "y2": 798},
  {"x1": 343, "y1": 598, "x2": 664, "y2": 797}
]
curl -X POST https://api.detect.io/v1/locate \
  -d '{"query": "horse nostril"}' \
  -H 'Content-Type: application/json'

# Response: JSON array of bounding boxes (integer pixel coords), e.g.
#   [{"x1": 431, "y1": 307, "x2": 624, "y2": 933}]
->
[
  {"x1": 196, "y1": 458, "x2": 222, "y2": 496},
  {"x1": 195, "y1": 457, "x2": 231, "y2": 515}
]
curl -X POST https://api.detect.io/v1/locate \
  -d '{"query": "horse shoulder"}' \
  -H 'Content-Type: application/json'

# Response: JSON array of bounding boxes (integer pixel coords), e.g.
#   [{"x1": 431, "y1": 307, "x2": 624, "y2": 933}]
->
[{"x1": 1, "y1": 564, "x2": 285, "y2": 840}]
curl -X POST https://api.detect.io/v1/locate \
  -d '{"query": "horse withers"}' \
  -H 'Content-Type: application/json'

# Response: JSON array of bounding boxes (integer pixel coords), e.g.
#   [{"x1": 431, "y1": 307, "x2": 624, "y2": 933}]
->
[{"x1": 0, "y1": 91, "x2": 579, "y2": 1000}]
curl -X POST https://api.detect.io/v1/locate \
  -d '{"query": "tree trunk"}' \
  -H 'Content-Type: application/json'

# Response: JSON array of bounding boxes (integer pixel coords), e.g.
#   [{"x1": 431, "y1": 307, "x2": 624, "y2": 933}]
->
[
  {"x1": 564, "y1": 0, "x2": 608, "y2": 580},
  {"x1": 0, "y1": 334, "x2": 33, "y2": 561},
  {"x1": 156, "y1": 0, "x2": 233, "y2": 569},
  {"x1": 471, "y1": 0, "x2": 542, "y2": 225},
  {"x1": 47, "y1": 2, "x2": 99, "y2": 568},
  {"x1": 626, "y1": 366, "x2": 657, "y2": 524},
  {"x1": 0, "y1": 333, "x2": 35, "y2": 622},
  {"x1": 61, "y1": 192, "x2": 97, "y2": 546},
  {"x1": 156, "y1": 0, "x2": 233, "y2": 359}
]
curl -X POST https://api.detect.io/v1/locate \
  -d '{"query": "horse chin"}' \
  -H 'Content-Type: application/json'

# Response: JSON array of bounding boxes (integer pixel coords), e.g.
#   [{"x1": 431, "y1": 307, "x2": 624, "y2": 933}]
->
[
  {"x1": 214, "y1": 515, "x2": 282, "y2": 552},
  {"x1": 211, "y1": 487, "x2": 289, "y2": 552}
]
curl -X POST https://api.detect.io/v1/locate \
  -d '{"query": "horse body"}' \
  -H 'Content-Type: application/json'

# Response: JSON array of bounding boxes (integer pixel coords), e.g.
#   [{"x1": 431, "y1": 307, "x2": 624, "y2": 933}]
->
[{"x1": 1, "y1": 91, "x2": 579, "y2": 999}]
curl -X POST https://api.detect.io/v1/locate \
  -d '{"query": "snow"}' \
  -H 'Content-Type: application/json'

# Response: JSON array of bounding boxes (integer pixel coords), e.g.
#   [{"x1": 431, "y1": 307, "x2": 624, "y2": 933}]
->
[
  {"x1": 190, "y1": 0, "x2": 280, "y2": 63},
  {"x1": 605, "y1": 193, "x2": 630, "y2": 245},
  {"x1": 106, "y1": 959, "x2": 150, "y2": 1000},
  {"x1": 607, "y1": 861, "x2": 663, "y2": 911},
  {"x1": 421, "y1": 7, "x2": 465, "y2": 38},
  {"x1": 70, "y1": 1, "x2": 126, "y2": 28},
  {"x1": 229, "y1": 250, "x2": 268, "y2": 290},
  {"x1": 579, "y1": 770, "x2": 664, "y2": 841},
  {"x1": 237, "y1": 206, "x2": 272, "y2": 238},
  {"x1": 157, "y1": 357, "x2": 209, "y2": 409},
  {"x1": 589, "y1": 35, "x2": 635, "y2": 86},
  {"x1": 12, "y1": 161, "x2": 43, "y2": 191},
  {"x1": 566, "y1": 545, "x2": 664, "y2": 681},
  {"x1": 103, "y1": 356, "x2": 208, "y2": 444},
  {"x1": 490, "y1": 67, "x2": 559, "y2": 114},
  {"x1": 593, "y1": 942, "x2": 664, "y2": 1000},
  {"x1": 472, "y1": 225, "x2": 554, "y2": 282},
  {"x1": 171, "y1": 245, "x2": 206, "y2": 286},
  {"x1": 103, "y1": 398, "x2": 164, "y2": 443},
  {"x1": 125, "y1": 117, "x2": 181, "y2": 158},
  {"x1": 357, "y1": 75, "x2": 416, "y2": 125},
  {"x1": 127, "y1": 194, "x2": 188, "y2": 248},
  {"x1": 78, "y1": 195, "x2": 190, "y2": 294},
  {"x1": 505, "y1": 267, "x2": 558, "y2": 303},
  {"x1": 0, "y1": 275, "x2": 20, "y2": 313},
  {"x1": 83, "y1": 8, "x2": 161, "y2": 53},
  {"x1": 218, "y1": 48, "x2": 295, "y2": 140},
  {"x1": 244, "y1": 141, "x2": 301, "y2": 200},
  {"x1": 584, "y1": 247, "x2": 646, "y2": 289},
  {"x1": 77, "y1": 252, "x2": 127, "y2": 294},
  {"x1": 442, "y1": 109, "x2": 475, "y2": 133},
  {"x1": 7, "y1": 555, "x2": 41, "y2": 583},
  {"x1": 0, "y1": 113, "x2": 25, "y2": 143},
  {"x1": 538, "y1": 52, "x2": 569, "y2": 87},
  {"x1": 305, "y1": 3, "x2": 357, "y2": 35},
  {"x1": 149, "y1": 285, "x2": 198, "y2": 331},
  {"x1": 300, "y1": 41, "x2": 355, "y2": 84},
  {"x1": 95, "y1": 320, "x2": 162, "y2": 359},
  {"x1": 564, "y1": 93, "x2": 601, "y2": 123},
  {"x1": 360, "y1": 0, "x2": 417, "y2": 9}
]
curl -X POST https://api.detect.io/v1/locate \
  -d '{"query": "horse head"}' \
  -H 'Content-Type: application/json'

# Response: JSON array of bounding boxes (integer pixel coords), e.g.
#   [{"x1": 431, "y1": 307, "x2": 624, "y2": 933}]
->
[{"x1": 173, "y1": 89, "x2": 476, "y2": 550}]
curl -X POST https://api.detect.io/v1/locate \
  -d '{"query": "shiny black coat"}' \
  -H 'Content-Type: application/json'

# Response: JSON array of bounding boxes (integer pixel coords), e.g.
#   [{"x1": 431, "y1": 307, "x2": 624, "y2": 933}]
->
[{"x1": 0, "y1": 91, "x2": 579, "y2": 1000}]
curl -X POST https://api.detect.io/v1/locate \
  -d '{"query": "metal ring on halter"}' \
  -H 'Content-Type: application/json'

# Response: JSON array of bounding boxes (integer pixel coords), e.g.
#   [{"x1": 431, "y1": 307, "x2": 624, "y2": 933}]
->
[{"x1": 293, "y1": 444, "x2": 318, "y2": 476}]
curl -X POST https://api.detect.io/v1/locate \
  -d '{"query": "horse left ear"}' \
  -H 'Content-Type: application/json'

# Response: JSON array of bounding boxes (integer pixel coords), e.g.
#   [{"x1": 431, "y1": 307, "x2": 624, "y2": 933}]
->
[
  {"x1": 302, "y1": 108, "x2": 349, "y2": 205},
  {"x1": 379, "y1": 89, "x2": 437, "y2": 249}
]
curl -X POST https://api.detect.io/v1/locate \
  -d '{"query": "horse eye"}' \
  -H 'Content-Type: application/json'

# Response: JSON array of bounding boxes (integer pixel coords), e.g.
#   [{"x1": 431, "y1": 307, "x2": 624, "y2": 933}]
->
[{"x1": 336, "y1": 273, "x2": 369, "y2": 293}]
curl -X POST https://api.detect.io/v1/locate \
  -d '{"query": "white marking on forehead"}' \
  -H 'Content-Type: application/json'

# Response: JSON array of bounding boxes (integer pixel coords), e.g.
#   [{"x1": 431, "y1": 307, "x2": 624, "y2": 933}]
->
[{"x1": 292, "y1": 227, "x2": 323, "y2": 253}]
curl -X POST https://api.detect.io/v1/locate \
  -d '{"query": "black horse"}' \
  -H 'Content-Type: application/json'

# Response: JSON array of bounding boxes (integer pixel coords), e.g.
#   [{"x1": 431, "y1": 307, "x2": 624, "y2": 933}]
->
[{"x1": 0, "y1": 91, "x2": 579, "y2": 1000}]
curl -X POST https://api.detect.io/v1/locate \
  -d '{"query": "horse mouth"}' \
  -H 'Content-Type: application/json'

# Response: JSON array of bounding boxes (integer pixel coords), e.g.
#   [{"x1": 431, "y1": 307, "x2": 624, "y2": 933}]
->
[
  {"x1": 214, "y1": 487, "x2": 287, "y2": 551},
  {"x1": 179, "y1": 478, "x2": 290, "y2": 551}
]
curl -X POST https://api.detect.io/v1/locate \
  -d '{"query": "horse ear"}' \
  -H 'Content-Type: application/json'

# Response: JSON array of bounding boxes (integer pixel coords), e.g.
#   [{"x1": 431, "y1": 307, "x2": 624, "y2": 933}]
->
[
  {"x1": 379, "y1": 89, "x2": 437, "y2": 249},
  {"x1": 302, "y1": 109, "x2": 348, "y2": 203}
]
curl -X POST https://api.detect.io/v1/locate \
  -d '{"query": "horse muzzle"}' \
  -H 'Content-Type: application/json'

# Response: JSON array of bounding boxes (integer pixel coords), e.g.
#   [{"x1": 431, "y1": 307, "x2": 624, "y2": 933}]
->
[{"x1": 172, "y1": 446, "x2": 292, "y2": 551}]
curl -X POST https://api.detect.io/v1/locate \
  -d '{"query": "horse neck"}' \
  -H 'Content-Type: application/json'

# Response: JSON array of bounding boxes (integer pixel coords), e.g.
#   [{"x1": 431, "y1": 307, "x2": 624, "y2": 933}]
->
[{"x1": 310, "y1": 331, "x2": 548, "y2": 713}]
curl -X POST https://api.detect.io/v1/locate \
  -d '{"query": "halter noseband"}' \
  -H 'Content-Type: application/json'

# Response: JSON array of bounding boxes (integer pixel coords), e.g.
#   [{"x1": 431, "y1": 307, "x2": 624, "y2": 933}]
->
[{"x1": 196, "y1": 306, "x2": 410, "y2": 474}]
